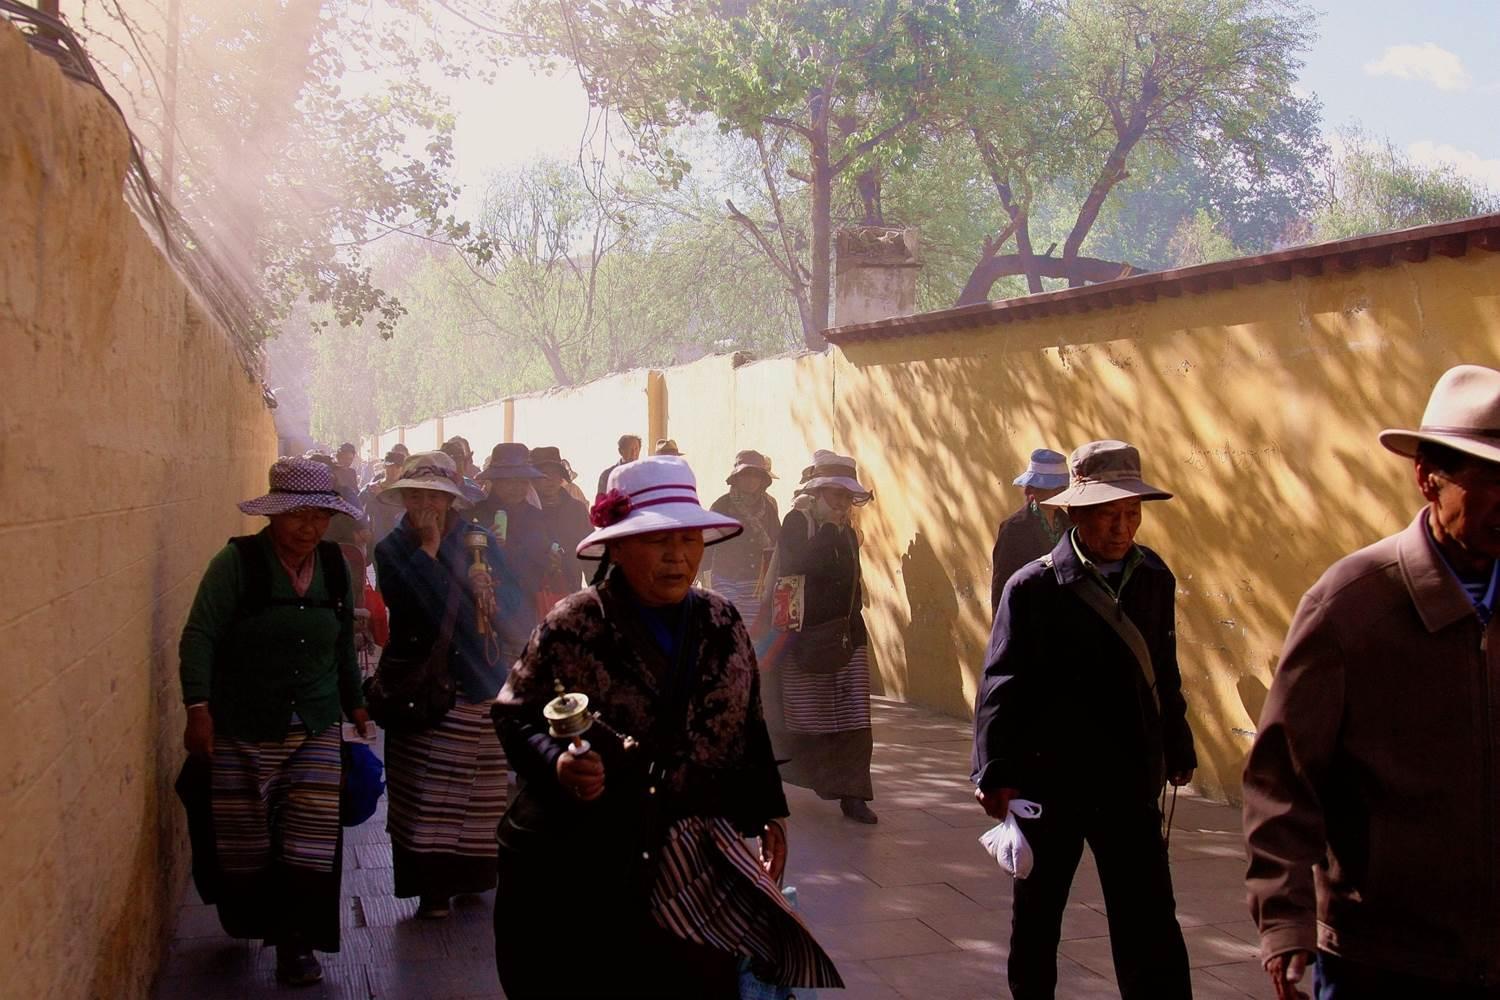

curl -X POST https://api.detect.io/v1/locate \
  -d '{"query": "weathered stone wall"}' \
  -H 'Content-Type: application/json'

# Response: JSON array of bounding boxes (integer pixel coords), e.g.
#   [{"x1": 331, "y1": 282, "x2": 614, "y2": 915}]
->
[{"x1": 0, "y1": 23, "x2": 279, "y2": 999}]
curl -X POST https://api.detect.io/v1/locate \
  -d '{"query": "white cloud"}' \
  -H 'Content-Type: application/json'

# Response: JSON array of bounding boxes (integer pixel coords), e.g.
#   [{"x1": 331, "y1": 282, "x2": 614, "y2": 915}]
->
[
  {"x1": 1363, "y1": 43, "x2": 1472, "y2": 91},
  {"x1": 1408, "y1": 140, "x2": 1500, "y2": 193}
]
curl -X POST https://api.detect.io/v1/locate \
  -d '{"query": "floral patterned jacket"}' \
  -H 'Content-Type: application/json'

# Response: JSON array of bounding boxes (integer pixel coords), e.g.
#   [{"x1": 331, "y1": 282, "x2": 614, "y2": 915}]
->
[{"x1": 493, "y1": 571, "x2": 788, "y2": 853}]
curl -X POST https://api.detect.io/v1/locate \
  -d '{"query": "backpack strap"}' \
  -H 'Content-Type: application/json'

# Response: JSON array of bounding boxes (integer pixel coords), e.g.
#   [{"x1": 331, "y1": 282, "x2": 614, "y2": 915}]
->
[{"x1": 228, "y1": 535, "x2": 350, "y2": 621}]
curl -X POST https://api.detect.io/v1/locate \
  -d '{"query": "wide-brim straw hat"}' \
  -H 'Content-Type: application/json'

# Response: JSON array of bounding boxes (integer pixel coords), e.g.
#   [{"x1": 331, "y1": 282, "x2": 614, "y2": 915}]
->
[
  {"x1": 478, "y1": 442, "x2": 547, "y2": 481},
  {"x1": 1013, "y1": 448, "x2": 1070, "y2": 490},
  {"x1": 1379, "y1": 364, "x2": 1500, "y2": 465},
  {"x1": 239, "y1": 458, "x2": 365, "y2": 519},
  {"x1": 377, "y1": 451, "x2": 472, "y2": 509},
  {"x1": 727, "y1": 449, "x2": 778, "y2": 484},
  {"x1": 1042, "y1": 440, "x2": 1172, "y2": 508},
  {"x1": 577, "y1": 456, "x2": 743, "y2": 559},
  {"x1": 795, "y1": 449, "x2": 872, "y2": 502}
]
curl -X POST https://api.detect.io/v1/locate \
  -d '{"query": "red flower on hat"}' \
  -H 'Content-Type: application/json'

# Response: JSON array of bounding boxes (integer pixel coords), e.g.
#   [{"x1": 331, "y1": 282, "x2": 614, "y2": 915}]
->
[{"x1": 590, "y1": 489, "x2": 632, "y2": 528}]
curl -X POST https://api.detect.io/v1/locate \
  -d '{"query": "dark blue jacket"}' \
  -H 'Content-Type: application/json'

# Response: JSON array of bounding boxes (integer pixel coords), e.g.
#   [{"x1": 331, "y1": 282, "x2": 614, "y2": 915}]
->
[
  {"x1": 972, "y1": 532, "x2": 1196, "y2": 803},
  {"x1": 375, "y1": 515, "x2": 532, "y2": 702}
]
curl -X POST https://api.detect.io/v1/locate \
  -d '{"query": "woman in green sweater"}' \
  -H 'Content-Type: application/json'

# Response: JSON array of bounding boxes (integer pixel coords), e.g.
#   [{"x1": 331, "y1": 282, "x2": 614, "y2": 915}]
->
[{"x1": 178, "y1": 458, "x2": 369, "y2": 987}]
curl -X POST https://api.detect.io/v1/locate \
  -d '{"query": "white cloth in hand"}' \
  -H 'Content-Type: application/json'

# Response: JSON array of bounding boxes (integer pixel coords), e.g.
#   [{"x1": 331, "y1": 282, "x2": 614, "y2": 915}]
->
[{"x1": 979, "y1": 799, "x2": 1043, "y2": 879}]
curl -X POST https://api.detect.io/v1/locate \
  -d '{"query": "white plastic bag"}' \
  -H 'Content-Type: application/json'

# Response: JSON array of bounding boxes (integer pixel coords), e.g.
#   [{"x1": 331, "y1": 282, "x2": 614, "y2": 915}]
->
[{"x1": 978, "y1": 799, "x2": 1043, "y2": 879}]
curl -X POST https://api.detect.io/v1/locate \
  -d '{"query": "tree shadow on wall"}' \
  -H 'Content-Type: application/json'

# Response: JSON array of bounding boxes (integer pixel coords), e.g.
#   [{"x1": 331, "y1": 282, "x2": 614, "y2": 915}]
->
[{"x1": 898, "y1": 532, "x2": 968, "y2": 718}]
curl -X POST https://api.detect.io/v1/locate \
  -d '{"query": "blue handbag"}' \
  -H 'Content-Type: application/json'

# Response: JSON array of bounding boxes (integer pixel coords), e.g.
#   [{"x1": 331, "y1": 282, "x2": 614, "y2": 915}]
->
[{"x1": 340, "y1": 741, "x2": 386, "y2": 827}]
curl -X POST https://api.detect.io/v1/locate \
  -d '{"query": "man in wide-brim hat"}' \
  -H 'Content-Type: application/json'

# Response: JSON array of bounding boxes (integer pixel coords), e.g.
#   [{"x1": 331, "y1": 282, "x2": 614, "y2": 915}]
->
[
  {"x1": 1245, "y1": 364, "x2": 1500, "y2": 999},
  {"x1": 705, "y1": 450, "x2": 782, "y2": 611},
  {"x1": 472, "y1": 443, "x2": 552, "y2": 603},
  {"x1": 178, "y1": 458, "x2": 370, "y2": 986},
  {"x1": 990, "y1": 448, "x2": 1074, "y2": 618},
  {"x1": 972, "y1": 439, "x2": 1196, "y2": 1000},
  {"x1": 528, "y1": 446, "x2": 593, "y2": 598}
]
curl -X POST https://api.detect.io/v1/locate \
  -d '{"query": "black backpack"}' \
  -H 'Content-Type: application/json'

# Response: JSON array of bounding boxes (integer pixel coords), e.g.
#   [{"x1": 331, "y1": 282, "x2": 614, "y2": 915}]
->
[{"x1": 228, "y1": 535, "x2": 351, "y2": 622}]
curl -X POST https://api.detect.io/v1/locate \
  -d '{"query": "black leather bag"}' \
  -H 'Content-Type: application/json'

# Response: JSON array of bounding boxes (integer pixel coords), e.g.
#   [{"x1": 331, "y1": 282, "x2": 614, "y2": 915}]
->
[
  {"x1": 364, "y1": 578, "x2": 460, "y2": 733},
  {"x1": 790, "y1": 615, "x2": 856, "y2": 674}
]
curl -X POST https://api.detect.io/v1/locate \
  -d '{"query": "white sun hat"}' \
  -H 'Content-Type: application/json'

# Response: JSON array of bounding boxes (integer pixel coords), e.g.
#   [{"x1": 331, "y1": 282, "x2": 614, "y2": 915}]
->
[{"x1": 577, "y1": 456, "x2": 743, "y2": 559}]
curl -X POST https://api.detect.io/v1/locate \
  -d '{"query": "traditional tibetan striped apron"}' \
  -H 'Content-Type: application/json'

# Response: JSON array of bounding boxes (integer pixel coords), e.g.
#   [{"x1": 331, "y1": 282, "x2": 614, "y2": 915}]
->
[
  {"x1": 384, "y1": 699, "x2": 508, "y2": 897},
  {"x1": 650, "y1": 815, "x2": 843, "y2": 990}
]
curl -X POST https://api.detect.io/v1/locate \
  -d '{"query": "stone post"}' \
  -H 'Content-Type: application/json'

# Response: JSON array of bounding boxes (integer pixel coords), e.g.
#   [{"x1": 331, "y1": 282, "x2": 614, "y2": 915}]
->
[{"x1": 834, "y1": 227, "x2": 920, "y2": 328}]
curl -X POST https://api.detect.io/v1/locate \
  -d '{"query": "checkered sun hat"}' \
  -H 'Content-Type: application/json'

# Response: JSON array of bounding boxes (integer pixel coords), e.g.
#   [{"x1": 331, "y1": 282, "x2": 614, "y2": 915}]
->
[{"x1": 239, "y1": 458, "x2": 365, "y2": 519}]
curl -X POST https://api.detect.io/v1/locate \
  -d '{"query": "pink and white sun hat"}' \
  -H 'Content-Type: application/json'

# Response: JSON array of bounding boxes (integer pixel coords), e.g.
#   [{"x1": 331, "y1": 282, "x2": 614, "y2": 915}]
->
[
  {"x1": 577, "y1": 456, "x2": 744, "y2": 559},
  {"x1": 239, "y1": 458, "x2": 364, "y2": 519}
]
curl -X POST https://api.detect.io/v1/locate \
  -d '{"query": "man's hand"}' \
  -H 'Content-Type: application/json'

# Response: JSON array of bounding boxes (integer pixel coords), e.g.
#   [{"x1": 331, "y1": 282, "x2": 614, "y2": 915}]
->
[
  {"x1": 350, "y1": 707, "x2": 371, "y2": 739},
  {"x1": 557, "y1": 748, "x2": 606, "y2": 801},
  {"x1": 184, "y1": 705, "x2": 214, "y2": 757},
  {"x1": 975, "y1": 785, "x2": 1020, "y2": 820},
  {"x1": 1266, "y1": 951, "x2": 1312, "y2": 1000},
  {"x1": 760, "y1": 820, "x2": 788, "y2": 883},
  {"x1": 1168, "y1": 769, "x2": 1194, "y2": 787}
]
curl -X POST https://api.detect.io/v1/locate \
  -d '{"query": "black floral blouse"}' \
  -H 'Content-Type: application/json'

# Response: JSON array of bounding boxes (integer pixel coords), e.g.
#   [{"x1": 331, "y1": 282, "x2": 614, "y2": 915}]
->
[{"x1": 493, "y1": 570, "x2": 789, "y2": 850}]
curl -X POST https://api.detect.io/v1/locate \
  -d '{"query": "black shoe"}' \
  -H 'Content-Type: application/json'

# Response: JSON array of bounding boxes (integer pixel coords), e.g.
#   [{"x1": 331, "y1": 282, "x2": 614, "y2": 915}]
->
[
  {"x1": 840, "y1": 797, "x2": 878, "y2": 824},
  {"x1": 274, "y1": 947, "x2": 323, "y2": 987},
  {"x1": 415, "y1": 895, "x2": 451, "y2": 919}
]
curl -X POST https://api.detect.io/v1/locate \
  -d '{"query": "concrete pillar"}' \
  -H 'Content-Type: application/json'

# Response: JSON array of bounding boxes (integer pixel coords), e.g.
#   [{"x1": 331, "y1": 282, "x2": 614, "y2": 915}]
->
[
  {"x1": 646, "y1": 370, "x2": 668, "y2": 451},
  {"x1": 503, "y1": 399, "x2": 515, "y2": 444},
  {"x1": 834, "y1": 227, "x2": 920, "y2": 328}
]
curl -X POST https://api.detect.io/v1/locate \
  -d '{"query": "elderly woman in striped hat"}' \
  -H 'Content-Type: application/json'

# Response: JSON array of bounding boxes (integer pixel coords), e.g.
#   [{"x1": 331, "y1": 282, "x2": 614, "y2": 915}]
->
[
  {"x1": 492, "y1": 455, "x2": 840, "y2": 999},
  {"x1": 374, "y1": 451, "x2": 530, "y2": 919},
  {"x1": 762, "y1": 450, "x2": 879, "y2": 824},
  {"x1": 178, "y1": 458, "x2": 369, "y2": 986}
]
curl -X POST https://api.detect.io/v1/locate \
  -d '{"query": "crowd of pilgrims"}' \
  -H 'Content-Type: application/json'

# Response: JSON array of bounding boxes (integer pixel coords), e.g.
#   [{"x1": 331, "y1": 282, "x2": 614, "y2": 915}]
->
[{"x1": 177, "y1": 432, "x2": 871, "y2": 997}]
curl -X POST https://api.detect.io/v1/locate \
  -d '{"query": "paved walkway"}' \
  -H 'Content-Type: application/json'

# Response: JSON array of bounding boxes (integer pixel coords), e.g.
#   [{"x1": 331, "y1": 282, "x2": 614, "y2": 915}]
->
[{"x1": 155, "y1": 698, "x2": 1263, "y2": 999}]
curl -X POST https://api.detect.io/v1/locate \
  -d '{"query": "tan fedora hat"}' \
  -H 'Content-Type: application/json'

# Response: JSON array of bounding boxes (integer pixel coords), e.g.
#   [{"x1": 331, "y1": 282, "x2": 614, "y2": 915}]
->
[
  {"x1": 1042, "y1": 440, "x2": 1172, "y2": 508},
  {"x1": 1379, "y1": 364, "x2": 1500, "y2": 465}
]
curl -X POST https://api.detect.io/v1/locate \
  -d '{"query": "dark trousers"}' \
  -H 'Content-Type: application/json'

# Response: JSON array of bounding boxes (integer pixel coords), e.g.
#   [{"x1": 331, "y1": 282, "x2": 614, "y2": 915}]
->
[
  {"x1": 1008, "y1": 797, "x2": 1189, "y2": 1000},
  {"x1": 1316, "y1": 952, "x2": 1500, "y2": 999}
]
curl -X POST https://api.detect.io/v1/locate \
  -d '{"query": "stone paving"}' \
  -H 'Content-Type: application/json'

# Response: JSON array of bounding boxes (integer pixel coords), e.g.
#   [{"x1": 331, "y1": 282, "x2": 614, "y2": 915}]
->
[{"x1": 155, "y1": 698, "x2": 1264, "y2": 999}]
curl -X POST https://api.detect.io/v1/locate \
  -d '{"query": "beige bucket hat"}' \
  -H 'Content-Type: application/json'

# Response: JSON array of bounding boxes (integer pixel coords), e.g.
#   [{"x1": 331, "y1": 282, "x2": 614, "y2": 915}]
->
[
  {"x1": 377, "y1": 451, "x2": 472, "y2": 508},
  {"x1": 1379, "y1": 364, "x2": 1500, "y2": 465},
  {"x1": 1042, "y1": 440, "x2": 1173, "y2": 508}
]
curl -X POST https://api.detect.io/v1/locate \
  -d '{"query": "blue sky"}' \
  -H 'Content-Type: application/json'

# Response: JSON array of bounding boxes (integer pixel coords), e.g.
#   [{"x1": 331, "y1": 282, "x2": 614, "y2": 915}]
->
[
  {"x1": 1299, "y1": 0, "x2": 1500, "y2": 187},
  {"x1": 447, "y1": 1, "x2": 1500, "y2": 201}
]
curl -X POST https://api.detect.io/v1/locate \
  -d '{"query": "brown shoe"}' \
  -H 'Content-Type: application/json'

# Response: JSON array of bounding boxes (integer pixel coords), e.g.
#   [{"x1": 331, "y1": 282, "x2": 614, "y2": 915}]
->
[{"x1": 840, "y1": 797, "x2": 878, "y2": 824}]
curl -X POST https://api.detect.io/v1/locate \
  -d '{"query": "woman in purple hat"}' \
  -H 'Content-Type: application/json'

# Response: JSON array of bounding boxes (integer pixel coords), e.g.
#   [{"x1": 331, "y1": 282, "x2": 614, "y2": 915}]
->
[{"x1": 177, "y1": 458, "x2": 370, "y2": 987}]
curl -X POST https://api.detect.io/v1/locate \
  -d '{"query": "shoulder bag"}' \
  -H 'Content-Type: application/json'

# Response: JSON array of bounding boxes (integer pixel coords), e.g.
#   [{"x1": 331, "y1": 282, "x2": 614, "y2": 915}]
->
[
  {"x1": 789, "y1": 538, "x2": 862, "y2": 676},
  {"x1": 363, "y1": 576, "x2": 460, "y2": 732}
]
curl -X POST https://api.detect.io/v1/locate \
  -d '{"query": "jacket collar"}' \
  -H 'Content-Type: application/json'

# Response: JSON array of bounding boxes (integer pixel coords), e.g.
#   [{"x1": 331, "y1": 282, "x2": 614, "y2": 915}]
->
[
  {"x1": 1398, "y1": 508, "x2": 1486, "y2": 633},
  {"x1": 592, "y1": 571, "x2": 704, "y2": 695},
  {"x1": 1047, "y1": 529, "x2": 1163, "y2": 587}
]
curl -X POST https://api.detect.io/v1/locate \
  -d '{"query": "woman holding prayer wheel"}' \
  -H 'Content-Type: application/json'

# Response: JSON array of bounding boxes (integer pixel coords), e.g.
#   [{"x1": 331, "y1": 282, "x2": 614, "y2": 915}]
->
[
  {"x1": 491, "y1": 455, "x2": 841, "y2": 999},
  {"x1": 373, "y1": 451, "x2": 529, "y2": 919}
]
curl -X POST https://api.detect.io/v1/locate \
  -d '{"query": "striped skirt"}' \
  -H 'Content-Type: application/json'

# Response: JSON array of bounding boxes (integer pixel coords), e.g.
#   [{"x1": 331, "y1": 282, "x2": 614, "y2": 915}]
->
[
  {"x1": 781, "y1": 645, "x2": 872, "y2": 735},
  {"x1": 213, "y1": 726, "x2": 342, "y2": 875},
  {"x1": 385, "y1": 699, "x2": 508, "y2": 898},
  {"x1": 711, "y1": 578, "x2": 761, "y2": 624},
  {"x1": 210, "y1": 725, "x2": 344, "y2": 949},
  {"x1": 651, "y1": 816, "x2": 843, "y2": 990}
]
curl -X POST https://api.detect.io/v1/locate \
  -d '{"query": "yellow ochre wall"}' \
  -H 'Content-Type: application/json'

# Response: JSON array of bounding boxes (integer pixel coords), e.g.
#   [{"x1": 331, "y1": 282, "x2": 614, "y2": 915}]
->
[
  {"x1": 375, "y1": 238, "x2": 1500, "y2": 806},
  {"x1": 0, "y1": 24, "x2": 280, "y2": 999}
]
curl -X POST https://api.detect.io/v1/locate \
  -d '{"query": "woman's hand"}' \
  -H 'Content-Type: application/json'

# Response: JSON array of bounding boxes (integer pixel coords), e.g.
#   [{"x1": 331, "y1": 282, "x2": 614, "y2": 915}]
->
[
  {"x1": 760, "y1": 820, "x2": 788, "y2": 883},
  {"x1": 184, "y1": 705, "x2": 214, "y2": 757},
  {"x1": 350, "y1": 707, "x2": 371, "y2": 739},
  {"x1": 1168, "y1": 769, "x2": 1194, "y2": 787},
  {"x1": 410, "y1": 507, "x2": 444, "y2": 554},
  {"x1": 556, "y1": 748, "x2": 605, "y2": 801}
]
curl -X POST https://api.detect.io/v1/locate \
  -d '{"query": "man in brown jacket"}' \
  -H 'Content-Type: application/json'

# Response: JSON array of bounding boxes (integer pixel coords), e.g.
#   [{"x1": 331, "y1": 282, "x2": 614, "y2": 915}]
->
[{"x1": 1243, "y1": 364, "x2": 1500, "y2": 999}]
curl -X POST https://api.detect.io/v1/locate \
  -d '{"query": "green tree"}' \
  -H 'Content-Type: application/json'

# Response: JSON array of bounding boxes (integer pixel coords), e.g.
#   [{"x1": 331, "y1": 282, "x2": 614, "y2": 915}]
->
[
  {"x1": 1312, "y1": 127, "x2": 1497, "y2": 241},
  {"x1": 954, "y1": 0, "x2": 1315, "y2": 302},
  {"x1": 502, "y1": 0, "x2": 968, "y2": 349}
]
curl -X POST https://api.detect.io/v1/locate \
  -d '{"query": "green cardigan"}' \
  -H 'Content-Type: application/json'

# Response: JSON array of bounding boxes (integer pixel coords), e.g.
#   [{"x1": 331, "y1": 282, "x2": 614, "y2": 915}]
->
[{"x1": 179, "y1": 529, "x2": 364, "y2": 742}]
